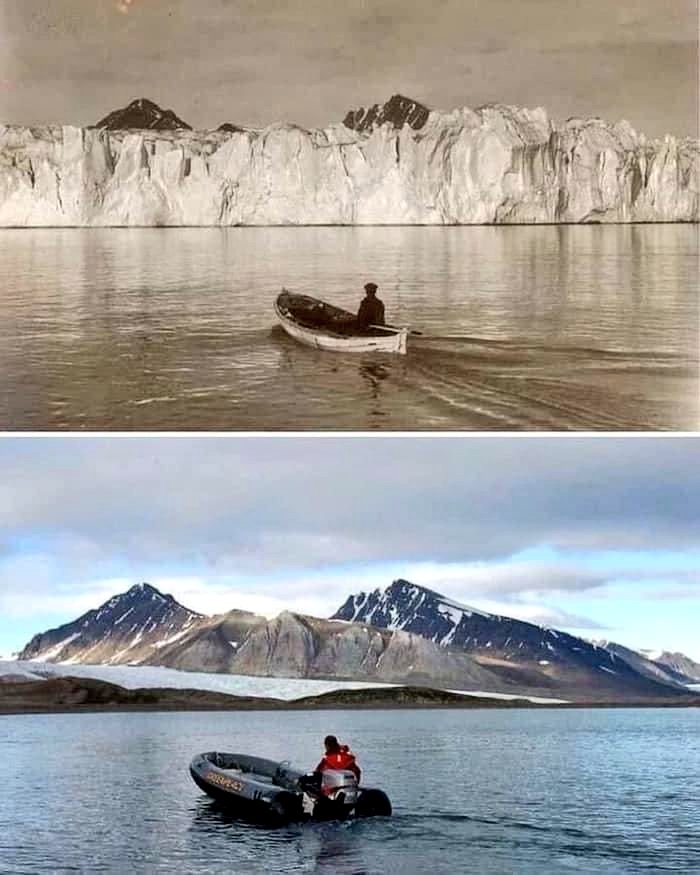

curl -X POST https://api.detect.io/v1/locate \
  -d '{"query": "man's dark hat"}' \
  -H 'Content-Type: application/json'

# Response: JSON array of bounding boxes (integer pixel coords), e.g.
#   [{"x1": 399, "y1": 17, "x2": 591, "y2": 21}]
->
[{"x1": 364, "y1": 282, "x2": 378, "y2": 293}]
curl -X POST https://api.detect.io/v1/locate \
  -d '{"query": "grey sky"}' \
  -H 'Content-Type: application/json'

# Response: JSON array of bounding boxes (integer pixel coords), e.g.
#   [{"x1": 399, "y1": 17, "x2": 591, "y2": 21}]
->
[
  {"x1": 0, "y1": 0, "x2": 696, "y2": 138},
  {"x1": 1, "y1": 435, "x2": 699, "y2": 570},
  {"x1": 1, "y1": 436, "x2": 699, "y2": 658}
]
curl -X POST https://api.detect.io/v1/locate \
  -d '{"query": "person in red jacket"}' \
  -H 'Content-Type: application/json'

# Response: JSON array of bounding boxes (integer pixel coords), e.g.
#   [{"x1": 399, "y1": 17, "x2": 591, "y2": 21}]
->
[{"x1": 315, "y1": 735, "x2": 361, "y2": 783}]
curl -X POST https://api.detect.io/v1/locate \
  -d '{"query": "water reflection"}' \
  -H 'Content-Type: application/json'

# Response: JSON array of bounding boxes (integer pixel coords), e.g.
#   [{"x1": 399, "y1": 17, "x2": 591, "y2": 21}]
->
[
  {"x1": 0, "y1": 225, "x2": 696, "y2": 430},
  {"x1": 305, "y1": 823, "x2": 371, "y2": 875},
  {"x1": 188, "y1": 796, "x2": 373, "y2": 874},
  {"x1": 359, "y1": 361, "x2": 389, "y2": 422}
]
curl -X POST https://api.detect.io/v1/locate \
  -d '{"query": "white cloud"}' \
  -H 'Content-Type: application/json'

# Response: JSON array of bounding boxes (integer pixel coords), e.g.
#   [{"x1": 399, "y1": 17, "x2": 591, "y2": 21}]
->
[
  {"x1": 459, "y1": 599, "x2": 608, "y2": 631},
  {"x1": 1, "y1": 437, "x2": 699, "y2": 575},
  {"x1": 395, "y1": 559, "x2": 610, "y2": 596},
  {"x1": 0, "y1": 436, "x2": 698, "y2": 646}
]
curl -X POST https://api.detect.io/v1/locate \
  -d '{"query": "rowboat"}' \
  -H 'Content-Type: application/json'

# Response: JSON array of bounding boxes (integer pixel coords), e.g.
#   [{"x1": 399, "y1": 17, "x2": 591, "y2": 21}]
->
[{"x1": 274, "y1": 290, "x2": 408, "y2": 354}]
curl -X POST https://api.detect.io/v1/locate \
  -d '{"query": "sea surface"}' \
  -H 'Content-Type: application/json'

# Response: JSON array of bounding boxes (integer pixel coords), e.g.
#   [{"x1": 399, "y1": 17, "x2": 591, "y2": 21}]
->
[
  {"x1": 0, "y1": 225, "x2": 697, "y2": 430},
  {"x1": 1, "y1": 708, "x2": 698, "y2": 873}
]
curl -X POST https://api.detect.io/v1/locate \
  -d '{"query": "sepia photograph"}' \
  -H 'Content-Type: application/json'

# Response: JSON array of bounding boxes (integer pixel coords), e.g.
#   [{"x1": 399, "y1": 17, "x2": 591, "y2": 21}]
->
[{"x1": 0, "y1": 0, "x2": 697, "y2": 430}]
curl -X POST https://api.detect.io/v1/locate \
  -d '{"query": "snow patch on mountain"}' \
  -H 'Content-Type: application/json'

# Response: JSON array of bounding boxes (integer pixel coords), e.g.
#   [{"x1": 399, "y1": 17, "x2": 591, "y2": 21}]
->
[
  {"x1": 332, "y1": 579, "x2": 690, "y2": 699},
  {"x1": 36, "y1": 633, "x2": 82, "y2": 661},
  {"x1": 151, "y1": 627, "x2": 194, "y2": 650},
  {"x1": 19, "y1": 582, "x2": 204, "y2": 665}
]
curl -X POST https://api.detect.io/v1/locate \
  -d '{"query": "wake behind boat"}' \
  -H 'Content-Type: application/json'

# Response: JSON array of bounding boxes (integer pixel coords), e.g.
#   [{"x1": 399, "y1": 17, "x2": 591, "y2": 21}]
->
[
  {"x1": 189, "y1": 751, "x2": 392, "y2": 825},
  {"x1": 274, "y1": 290, "x2": 408, "y2": 354}
]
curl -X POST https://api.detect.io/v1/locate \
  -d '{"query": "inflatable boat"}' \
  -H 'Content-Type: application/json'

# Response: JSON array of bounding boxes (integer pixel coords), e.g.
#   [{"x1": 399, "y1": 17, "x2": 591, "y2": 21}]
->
[
  {"x1": 189, "y1": 752, "x2": 392, "y2": 824},
  {"x1": 274, "y1": 290, "x2": 409, "y2": 354}
]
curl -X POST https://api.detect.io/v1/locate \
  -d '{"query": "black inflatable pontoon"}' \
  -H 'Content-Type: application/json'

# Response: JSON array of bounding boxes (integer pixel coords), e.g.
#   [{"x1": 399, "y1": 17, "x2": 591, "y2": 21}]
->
[{"x1": 189, "y1": 752, "x2": 392, "y2": 825}]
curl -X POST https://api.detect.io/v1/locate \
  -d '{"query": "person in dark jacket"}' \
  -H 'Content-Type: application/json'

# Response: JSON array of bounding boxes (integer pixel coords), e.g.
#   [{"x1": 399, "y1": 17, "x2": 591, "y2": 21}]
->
[
  {"x1": 356, "y1": 283, "x2": 385, "y2": 330},
  {"x1": 315, "y1": 735, "x2": 361, "y2": 782}
]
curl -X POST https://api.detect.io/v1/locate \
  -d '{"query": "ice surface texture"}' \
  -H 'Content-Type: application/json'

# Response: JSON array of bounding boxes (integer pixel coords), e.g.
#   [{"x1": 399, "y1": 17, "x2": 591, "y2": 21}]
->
[{"x1": 1, "y1": 103, "x2": 696, "y2": 226}]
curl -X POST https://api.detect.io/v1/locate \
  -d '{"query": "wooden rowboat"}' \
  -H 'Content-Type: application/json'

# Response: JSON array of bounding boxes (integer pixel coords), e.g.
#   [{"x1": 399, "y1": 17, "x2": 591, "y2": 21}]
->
[{"x1": 274, "y1": 290, "x2": 408, "y2": 355}]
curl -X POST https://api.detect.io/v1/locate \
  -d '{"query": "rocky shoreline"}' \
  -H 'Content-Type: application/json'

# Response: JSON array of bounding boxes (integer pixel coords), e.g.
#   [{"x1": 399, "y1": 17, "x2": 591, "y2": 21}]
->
[{"x1": 1, "y1": 676, "x2": 697, "y2": 715}]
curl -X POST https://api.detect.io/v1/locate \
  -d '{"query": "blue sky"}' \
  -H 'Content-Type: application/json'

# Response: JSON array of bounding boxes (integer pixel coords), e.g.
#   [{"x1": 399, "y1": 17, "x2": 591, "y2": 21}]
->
[{"x1": 0, "y1": 436, "x2": 698, "y2": 660}]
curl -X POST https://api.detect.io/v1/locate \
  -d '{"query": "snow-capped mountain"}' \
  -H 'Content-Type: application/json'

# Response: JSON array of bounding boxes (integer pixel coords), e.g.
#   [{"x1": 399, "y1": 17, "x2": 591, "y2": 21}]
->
[
  {"x1": 16, "y1": 580, "x2": 693, "y2": 701},
  {"x1": 1, "y1": 95, "x2": 696, "y2": 225},
  {"x1": 19, "y1": 582, "x2": 203, "y2": 665},
  {"x1": 95, "y1": 98, "x2": 192, "y2": 131},
  {"x1": 332, "y1": 580, "x2": 685, "y2": 698},
  {"x1": 16, "y1": 583, "x2": 507, "y2": 691},
  {"x1": 16, "y1": 583, "x2": 504, "y2": 691},
  {"x1": 593, "y1": 642, "x2": 700, "y2": 685},
  {"x1": 641, "y1": 650, "x2": 700, "y2": 683},
  {"x1": 594, "y1": 641, "x2": 696, "y2": 686}
]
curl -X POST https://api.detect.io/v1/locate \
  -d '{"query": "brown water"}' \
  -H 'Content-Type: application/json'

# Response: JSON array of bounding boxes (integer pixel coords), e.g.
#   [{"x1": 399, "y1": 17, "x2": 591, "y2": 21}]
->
[{"x1": 0, "y1": 225, "x2": 697, "y2": 430}]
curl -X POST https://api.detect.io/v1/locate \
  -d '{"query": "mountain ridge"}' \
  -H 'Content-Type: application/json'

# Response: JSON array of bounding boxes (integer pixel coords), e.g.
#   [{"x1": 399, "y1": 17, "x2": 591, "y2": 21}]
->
[
  {"x1": 332, "y1": 579, "x2": 691, "y2": 700},
  {"x1": 17, "y1": 580, "x2": 695, "y2": 702},
  {"x1": 594, "y1": 641, "x2": 697, "y2": 686},
  {"x1": 20, "y1": 582, "x2": 203, "y2": 666},
  {"x1": 1, "y1": 95, "x2": 696, "y2": 225},
  {"x1": 18, "y1": 585, "x2": 508, "y2": 692},
  {"x1": 94, "y1": 98, "x2": 192, "y2": 131}
]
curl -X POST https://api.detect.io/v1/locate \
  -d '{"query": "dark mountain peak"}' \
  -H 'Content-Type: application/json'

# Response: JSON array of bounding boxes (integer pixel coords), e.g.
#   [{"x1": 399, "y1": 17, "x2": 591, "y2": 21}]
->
[
  {"x1": 334, "y1": 578, "x2": 488, "y2": 629},
  {"x1": 331, "y1": 579, "x2": 686, "y2": 699},
  {"x1": 102, "y1": 581, "x2": 185, "y2": 612},
  {"x1": 645, "y1": 650, "x2": 700, "y2": 683},
  {"x1": 131, "y1": 98, "x2": 159, "y2": 111},
  {"x1": 387, "y1": 578, "x2": 437, "y2": 598},
  {"x1": 94, "y1": 98, "x2": 192, "y2": 131},
  {"x1": 19, "y1": 582, "x2": 202, "y2": 663},
  {"x1": 217, "y1": 122, "x2": 244, "y2": 134},
  {"x1": 86, "y1": 581, "x2": 202, "y2": 627},
  {"x1": 127, "y1": 581, "x2": 157, "y2": 595},
  {"x1": 598, "y1": 641, "x2": 696, "y2": 686},
  {"x1": 343, "y1": 94, "x2": 430, "y2": 133},
  {"x1": 125, "y1": 581, "x2": 169, "y2": 600}
]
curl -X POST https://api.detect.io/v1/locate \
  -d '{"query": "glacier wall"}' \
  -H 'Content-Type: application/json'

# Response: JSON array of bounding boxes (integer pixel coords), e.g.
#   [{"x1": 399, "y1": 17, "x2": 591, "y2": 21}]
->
[{"x1": 0, "y1": 105, "x2": 697, "y2": 226}]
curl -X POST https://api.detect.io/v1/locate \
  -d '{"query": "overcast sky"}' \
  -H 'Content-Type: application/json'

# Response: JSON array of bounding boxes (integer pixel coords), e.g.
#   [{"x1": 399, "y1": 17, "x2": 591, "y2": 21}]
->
[
  {"x1": 0, "y1": 0, "x2": 696, "y2": 138},
  {"x1": 1, "y1": 436, "x2": 698, "y2": 660}
]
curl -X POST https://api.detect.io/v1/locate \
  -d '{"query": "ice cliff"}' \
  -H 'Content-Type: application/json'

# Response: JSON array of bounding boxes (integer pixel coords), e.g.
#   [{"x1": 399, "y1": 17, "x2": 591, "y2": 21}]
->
[{"x1": 0, "y1": 95, "x2": 697, "y2": 225}]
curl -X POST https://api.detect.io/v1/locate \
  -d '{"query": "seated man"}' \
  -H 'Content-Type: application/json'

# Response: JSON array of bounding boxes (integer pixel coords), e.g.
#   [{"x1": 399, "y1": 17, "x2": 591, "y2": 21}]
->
[
  {"x1": 315, "y1": 734, "x2": 361, "y2": 784},
  {"x1": 357, "y1": 283, "x2": 385, "y2": 330},
  {"x1": 298, "y1": 735, "x2": 361, "y2": 813}
]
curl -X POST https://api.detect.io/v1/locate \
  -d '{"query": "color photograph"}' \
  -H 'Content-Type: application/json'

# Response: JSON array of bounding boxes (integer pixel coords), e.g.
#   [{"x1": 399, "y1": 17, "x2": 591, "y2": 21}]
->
[{"x1": 1, "y1": 435, "x2": 699, "y2": 872}]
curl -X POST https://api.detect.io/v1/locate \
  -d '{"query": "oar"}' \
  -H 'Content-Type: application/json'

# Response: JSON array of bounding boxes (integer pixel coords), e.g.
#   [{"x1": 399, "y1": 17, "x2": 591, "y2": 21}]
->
[
  {"x1": 369, "y1": 323, "x2": 424, "y2": 336},
  {"x1": 370, "y1": 324, "x2": 497, "y2": 344}
]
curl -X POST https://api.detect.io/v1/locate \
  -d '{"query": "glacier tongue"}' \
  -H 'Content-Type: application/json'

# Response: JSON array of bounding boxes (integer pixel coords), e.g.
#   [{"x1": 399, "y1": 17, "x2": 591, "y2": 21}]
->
[{"x1": 0, "y1": 104, "x2": 697, "y2": 226}]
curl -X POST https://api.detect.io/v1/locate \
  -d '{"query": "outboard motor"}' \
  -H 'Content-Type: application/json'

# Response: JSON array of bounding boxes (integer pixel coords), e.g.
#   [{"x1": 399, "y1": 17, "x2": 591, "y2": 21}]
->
[{"x1": 320, "y1": 769, "x2": 359, "y2": 805}]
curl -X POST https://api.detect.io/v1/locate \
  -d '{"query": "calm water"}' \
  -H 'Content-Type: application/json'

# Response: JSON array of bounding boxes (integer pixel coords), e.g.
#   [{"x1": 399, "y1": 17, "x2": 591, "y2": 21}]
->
[
  {"x1": 1, "y1": 709, "x2": 699, "y2": 873},
  {"x1": 0, "y1": 226, "x2": 697, "y2": 430}
]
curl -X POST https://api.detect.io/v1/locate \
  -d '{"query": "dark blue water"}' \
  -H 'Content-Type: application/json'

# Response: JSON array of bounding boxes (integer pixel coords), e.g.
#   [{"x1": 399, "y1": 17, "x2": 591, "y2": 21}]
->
[{"x1": 1, "y1": 708, "x2": 698, "y2": 873}]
